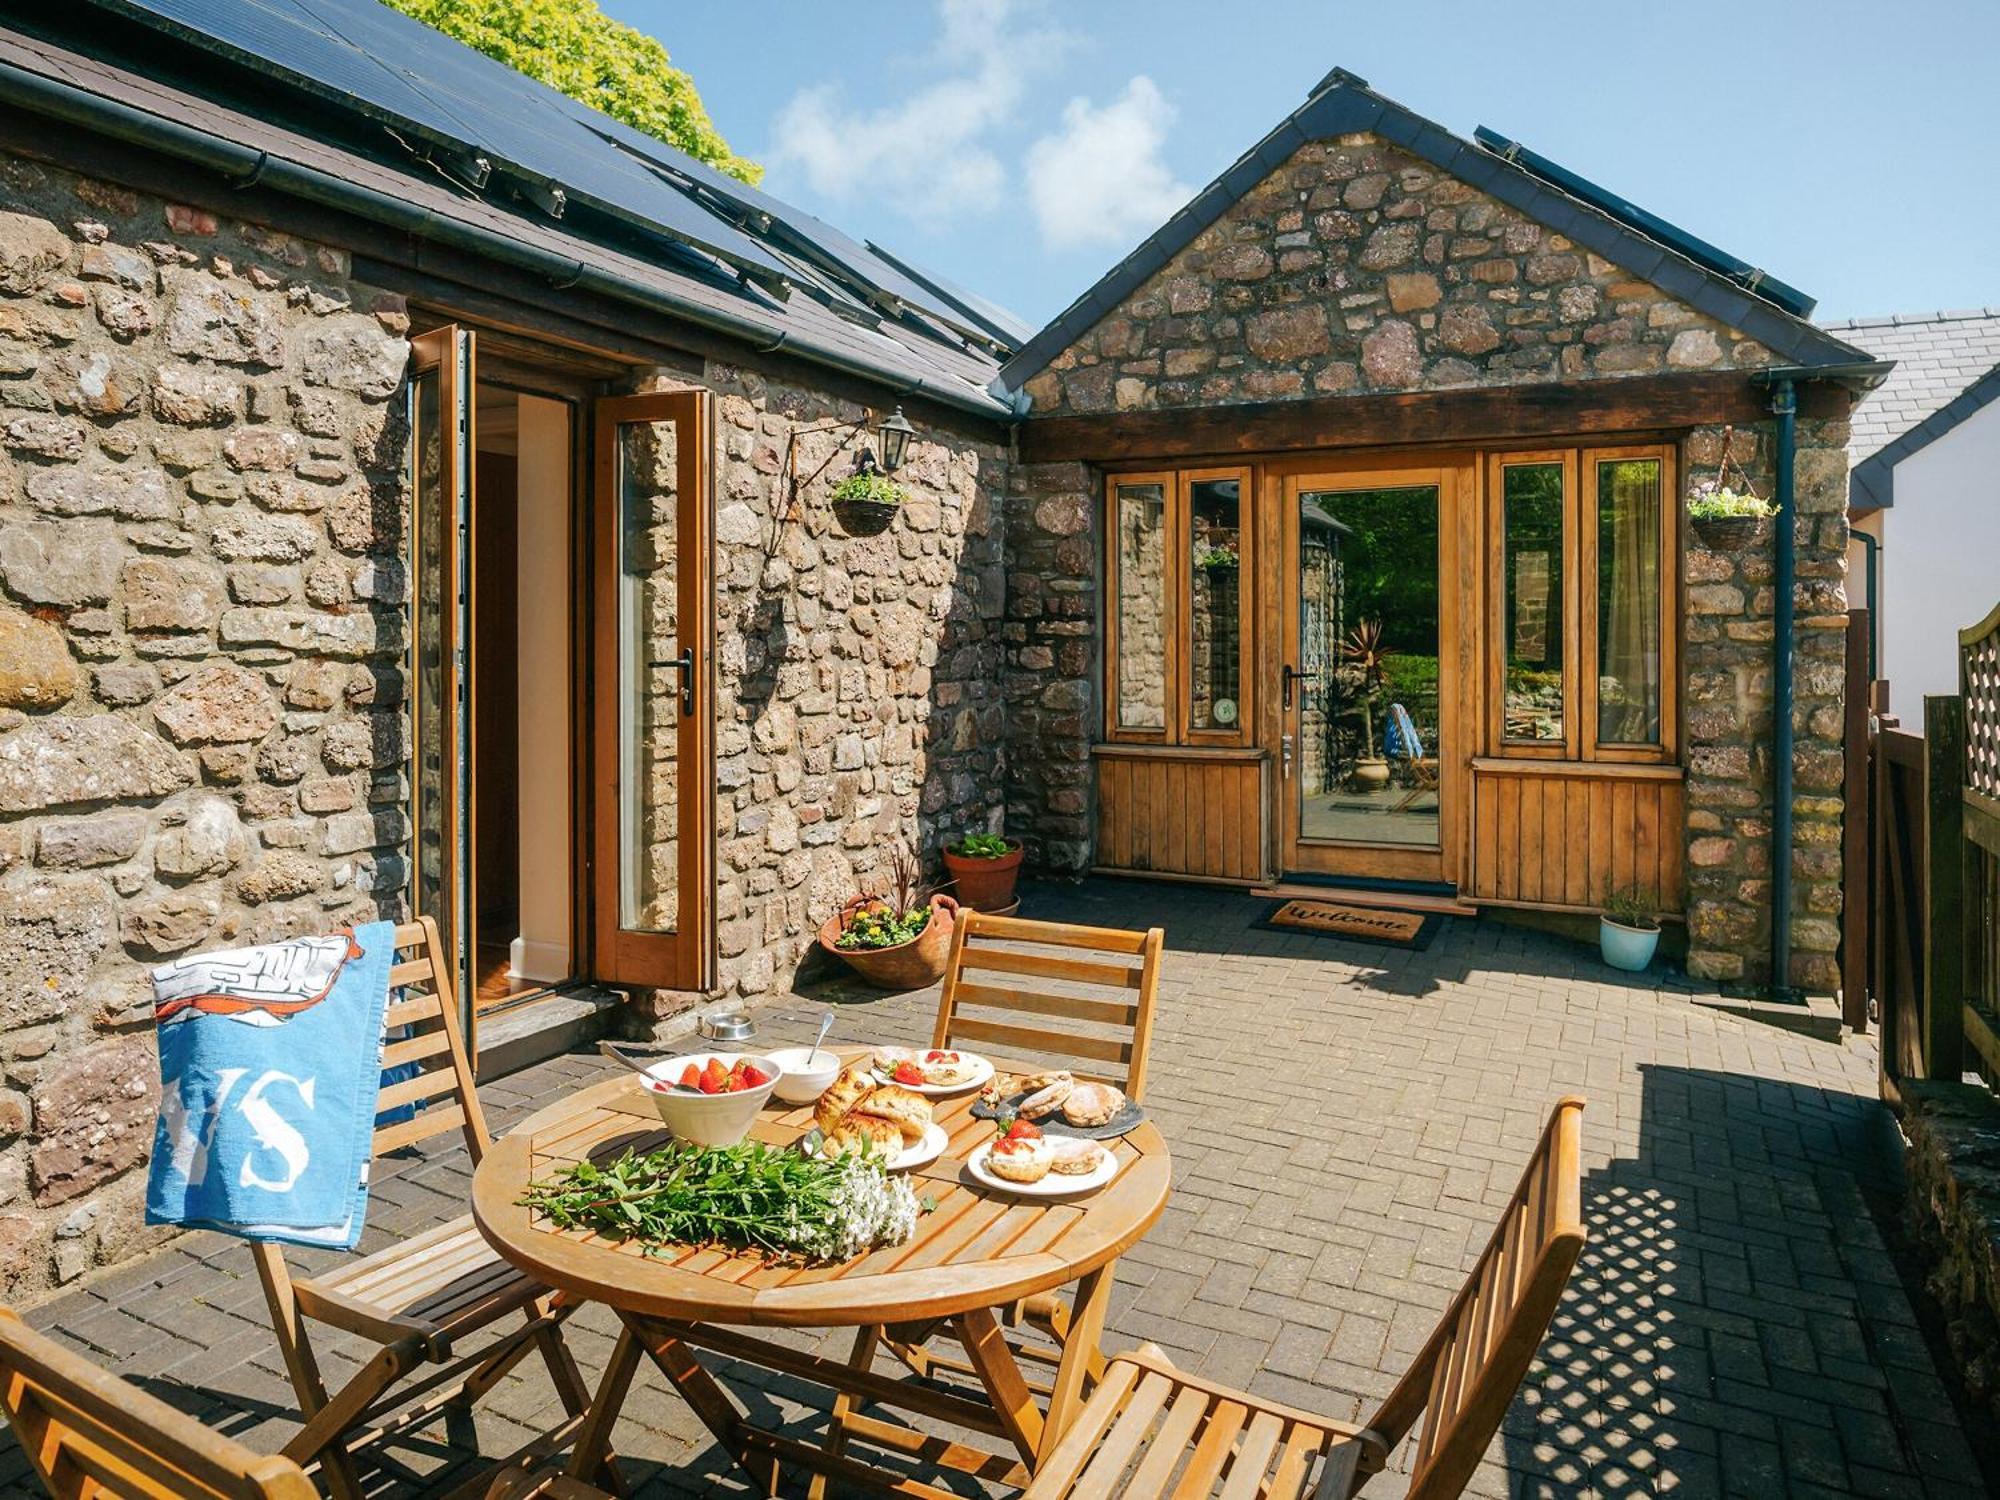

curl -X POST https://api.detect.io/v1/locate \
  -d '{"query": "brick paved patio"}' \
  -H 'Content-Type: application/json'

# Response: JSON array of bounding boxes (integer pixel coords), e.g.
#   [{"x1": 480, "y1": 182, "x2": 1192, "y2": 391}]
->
[{"x1": 4, "y1": 880, "x2": 1981, "y2": 1499}]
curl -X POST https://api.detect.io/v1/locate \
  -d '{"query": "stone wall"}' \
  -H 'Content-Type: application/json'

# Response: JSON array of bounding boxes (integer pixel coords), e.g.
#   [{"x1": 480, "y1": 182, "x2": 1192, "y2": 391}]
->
[
  {"x1": 1008, "y1": 130, "x2": 1851, "y2": 983},
  {"x1": 0, "y1": 152, "x2": 411, "y2": 1298},
  {"x1": 1900, "y1": 1081, "x2": 2000, "y2": 1429}
]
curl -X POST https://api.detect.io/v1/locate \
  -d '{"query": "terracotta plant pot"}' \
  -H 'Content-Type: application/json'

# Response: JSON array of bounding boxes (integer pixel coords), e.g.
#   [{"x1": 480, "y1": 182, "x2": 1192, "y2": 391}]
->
[
  {"x1": 1691, "y1": 513, "x2": 1762, "y2": 551},
  {"x1": 1349, "y1": 757, "x2": 1392, "y2": 791},
  {"x1": 941, "y1": 839, "x2": 1025, "y2": 912},
  {"x1": 832, "y1": 497, "x2": 899, "y2": 537},
  {"x1": 818, "y1": 894, "x2": 959, "y2": 990}
]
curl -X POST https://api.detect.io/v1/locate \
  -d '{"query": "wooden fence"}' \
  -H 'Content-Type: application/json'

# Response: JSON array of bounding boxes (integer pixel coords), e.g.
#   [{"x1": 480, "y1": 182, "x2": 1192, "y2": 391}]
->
[{"x1": 1868, "y1": 600, "x2": 2000, "y2": 1090}]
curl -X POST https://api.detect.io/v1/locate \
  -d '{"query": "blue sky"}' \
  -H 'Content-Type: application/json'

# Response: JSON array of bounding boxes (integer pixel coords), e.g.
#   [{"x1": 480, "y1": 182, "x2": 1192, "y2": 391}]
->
[{"x1": 607, "y1": 0, "x2": 2000, "y2": 333}]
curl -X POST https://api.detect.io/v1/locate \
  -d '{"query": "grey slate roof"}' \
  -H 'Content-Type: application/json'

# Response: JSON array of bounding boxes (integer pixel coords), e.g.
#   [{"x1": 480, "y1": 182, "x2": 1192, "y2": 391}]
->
[
  {"x1": 0, "y1": 3, "x2": 1019, "y2": 419},
  {"x1": 1000, "y1": 68, "x2": 1873, "y2": 396},
  {"x1": 1823, "y1": 310, "x2": 2000, "y2": 490}
]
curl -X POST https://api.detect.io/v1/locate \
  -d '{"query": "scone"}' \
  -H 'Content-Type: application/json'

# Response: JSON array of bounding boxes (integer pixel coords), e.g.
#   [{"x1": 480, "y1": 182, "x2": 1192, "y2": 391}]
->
[
  {"x1": 1018, "y1": 1076, "x2": 1075, "y2": 1121},
  {"x1": 919, "y1": 1049, "x2": 980, "y2": 1088},
  {"x1": 815, "y1": 1064, "x2": 875, "y2": 1135},
  {"x1": 986, "y1": 1137, "x2": 1052, "y2": 1183},
  {"x1": 1048, "y1": 1138, "x2": 1106, "y2": 1176},
  {"x1": 826, "y1": 1114, "x2": 901, "y2": 1158},
  {"x1": 851, "y1": 1083, "x2": 932, "y2": 1144},
  {"x1": 1060, "y1": 1082, "x2": 1125, "y2": 1129}
]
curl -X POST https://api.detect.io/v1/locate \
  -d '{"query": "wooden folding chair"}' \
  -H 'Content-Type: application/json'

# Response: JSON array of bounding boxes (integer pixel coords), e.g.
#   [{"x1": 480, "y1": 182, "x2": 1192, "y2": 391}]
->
[
  {"x1": 1024, "y1": 1096, "x2": 1587, "y2": 1500},
  {"x1": 248, "y1": 917, "x2": 593, "y2": 1498},
  {"x1": 0, "y1": 1306, "x2": 317, "y2": 1499},
  {"x1": 826, "y1": 913, "x2": 1165, "y2": 1488}
]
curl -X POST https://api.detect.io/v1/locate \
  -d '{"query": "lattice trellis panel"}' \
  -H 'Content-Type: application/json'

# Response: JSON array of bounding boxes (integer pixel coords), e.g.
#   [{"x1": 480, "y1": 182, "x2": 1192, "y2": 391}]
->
[{"x1": 1962, "y1": 612, "x2": 2000, "y2": 800}]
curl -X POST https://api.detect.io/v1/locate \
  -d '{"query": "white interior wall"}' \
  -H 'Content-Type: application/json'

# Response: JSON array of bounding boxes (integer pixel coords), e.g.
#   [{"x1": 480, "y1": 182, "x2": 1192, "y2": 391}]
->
[
  {"x1": 511, "y1": 393, "x2": 573, "y2": 982},
  {"x1": 1876, "y1": 401, "x2": 2000, "y2": 708}
]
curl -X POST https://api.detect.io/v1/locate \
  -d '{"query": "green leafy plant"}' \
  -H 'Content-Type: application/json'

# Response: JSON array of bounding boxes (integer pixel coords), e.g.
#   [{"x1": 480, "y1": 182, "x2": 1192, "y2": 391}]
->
[
  {"x1": 834, "y1": 847, "x2": 932, "y2": 950},
  {"x1": 518, "y1": 1141, "x2": 917, "y2": 1263},
  {"x1": 1686, "y1": 486, "x2": 1778, "y2": 522},
  {"x1": 1601, "y1": 882, "x2": 1659, "y2": 931},
  {"x1": 1341, "y1": 618, "x2": 1390, "y2": 760},
  {"x1": 950, "y1": 832, "x2": 1012, "y2": 859},
  {"x1": 1193, "y1": 540, "x2": 1240, "y2": 569},
  {"x1": 830, "y1": 471, "x2": 907, "y2": 508},
  {"x1": 382, "y1": 0, "x2": 759, "y2": 182}
]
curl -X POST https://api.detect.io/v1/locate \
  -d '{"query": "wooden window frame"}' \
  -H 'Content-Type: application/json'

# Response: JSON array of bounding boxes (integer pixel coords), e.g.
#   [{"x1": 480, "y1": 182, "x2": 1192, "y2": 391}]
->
[
  {"x1": 1485, "y1": 443, "x2": 1677, "y2": 766},
  {"x1": 1102, "y1": 467, "x2": 1254, "y2": 749}
]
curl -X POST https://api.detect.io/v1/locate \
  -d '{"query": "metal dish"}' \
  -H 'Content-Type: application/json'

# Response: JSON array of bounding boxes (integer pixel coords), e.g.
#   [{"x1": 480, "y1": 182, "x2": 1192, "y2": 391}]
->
[{"x1": 698, "y1": 1011, "x2": 757, "y2": 1043}]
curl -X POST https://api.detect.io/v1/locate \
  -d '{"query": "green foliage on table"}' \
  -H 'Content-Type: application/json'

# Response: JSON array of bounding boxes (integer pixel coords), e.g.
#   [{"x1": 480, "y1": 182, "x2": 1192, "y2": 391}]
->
[
  {"x1": 830, "y1": 471, "x2": 907, "y2": 508},
  {"x1": 950, "y1": 832, "x2": 1012, "y2": 859},
  {"x1": 519, "y1": 1141, "x2": 918, "y2": 1263},
  {"x1": 381, "y1": 0, "x2": 759, "y2": 183}
]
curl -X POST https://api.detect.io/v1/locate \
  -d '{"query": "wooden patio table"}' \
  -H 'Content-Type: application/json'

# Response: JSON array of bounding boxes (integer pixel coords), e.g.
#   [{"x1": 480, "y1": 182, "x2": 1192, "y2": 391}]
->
[{"x1": 470, "y1": 1058, "x2": 1171, "y2": 1495}]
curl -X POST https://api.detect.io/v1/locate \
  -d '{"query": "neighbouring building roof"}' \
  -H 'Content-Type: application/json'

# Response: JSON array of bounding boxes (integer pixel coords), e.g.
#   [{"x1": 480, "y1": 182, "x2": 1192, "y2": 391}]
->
[
  {"x1": 1000, "y1": 67, "x2": 1874, "y2": 396},
  {"x1": 0, "y1": 1, "x2": 1022, "y2": 418},
  {"x1": 1826, "y1": 309, "x2": 2000, "y2": 509}
]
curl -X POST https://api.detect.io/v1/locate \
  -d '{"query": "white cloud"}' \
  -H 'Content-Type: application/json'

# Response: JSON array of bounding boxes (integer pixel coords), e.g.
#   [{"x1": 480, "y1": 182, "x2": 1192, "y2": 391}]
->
[
  {"x1": 1024, "y1": 76, "x2": 1191, "y2": 253},
  {"x1": 767, "y1": 0, "x2": 1067, "y2": 226}
]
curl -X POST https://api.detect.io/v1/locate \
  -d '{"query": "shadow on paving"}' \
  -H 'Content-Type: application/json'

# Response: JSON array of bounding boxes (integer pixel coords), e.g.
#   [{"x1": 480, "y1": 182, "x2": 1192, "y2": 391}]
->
[{"x1": 1503, "y1": 1065, "x2": 1980, "y2": 1500}]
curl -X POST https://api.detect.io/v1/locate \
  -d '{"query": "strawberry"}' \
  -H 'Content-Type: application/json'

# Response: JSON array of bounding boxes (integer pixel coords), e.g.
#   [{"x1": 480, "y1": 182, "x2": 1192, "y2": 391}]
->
[
  {"x1": 701, "y1": 1057, "x2": 728, "y2": 1094},
  {"x1": 678, "y1": 1063, "x2": 701, "y2": 1089},
  {"x1": 892, "y1": 1061, "x2": 925, "y2": 1086},
  {"x1": 925, "y1": 1050, "x2": 955, "y2": 1063},
  {"x1": 1004, "y1": 1119, "x2": 1041, "y2": 1142},
  {"x1": 739, "y1": 1064, "x2": 770, "y2": 1087}
]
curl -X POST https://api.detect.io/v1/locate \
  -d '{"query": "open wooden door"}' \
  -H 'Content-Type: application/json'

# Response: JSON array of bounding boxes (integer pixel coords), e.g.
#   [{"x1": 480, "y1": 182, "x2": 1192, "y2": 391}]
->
[
  {"x1": 590, "y1": 391, "x2": 714, "y2": 993},
  {"x1": 408, "y1": 325, "x2": 477, "y2": 1038}
]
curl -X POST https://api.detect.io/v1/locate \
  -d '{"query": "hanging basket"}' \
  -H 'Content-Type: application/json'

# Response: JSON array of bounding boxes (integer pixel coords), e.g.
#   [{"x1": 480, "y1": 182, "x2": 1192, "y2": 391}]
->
[
  {"x1": 1691, "y1": 513, "x2": 1764, "y2": 551},
  {"x1": 831, "y1": 496, "x2": 900, "y2": 537}
]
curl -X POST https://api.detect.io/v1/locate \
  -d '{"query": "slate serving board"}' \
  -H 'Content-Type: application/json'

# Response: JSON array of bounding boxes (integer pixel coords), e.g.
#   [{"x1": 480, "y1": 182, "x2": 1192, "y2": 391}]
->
[{"x1": 970, "y1": 1090, "x2": 1145, "y2": 1140}]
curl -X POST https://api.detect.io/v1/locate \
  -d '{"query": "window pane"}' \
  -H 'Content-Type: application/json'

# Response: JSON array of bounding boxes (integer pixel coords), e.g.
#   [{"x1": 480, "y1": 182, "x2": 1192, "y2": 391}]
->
[
  {"x1": 411, "y1": 367, "x2": 446, "y2": 948},
  {"x1": 1596, "y1": 458, "x2": 1664, "y2": 745},
  {"x1": 1502, "y1": 463, "x2": 1564, "y2": 742},
  {"x1": 618, "y1": 417, "x2": 679, "y2": 933},
  {"x1": 1114, "y1": 482, "x2": 1168, "y2": 731},
  {"x1": 1188, "y1": 477, "x2": 1243, "y2": 732}
]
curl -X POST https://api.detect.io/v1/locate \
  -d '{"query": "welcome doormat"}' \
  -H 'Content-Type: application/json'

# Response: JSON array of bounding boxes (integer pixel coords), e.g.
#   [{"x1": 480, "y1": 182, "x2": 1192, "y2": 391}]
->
[{"x1": 1253, "y1": 898, "x2": 1442, "y2": 952}]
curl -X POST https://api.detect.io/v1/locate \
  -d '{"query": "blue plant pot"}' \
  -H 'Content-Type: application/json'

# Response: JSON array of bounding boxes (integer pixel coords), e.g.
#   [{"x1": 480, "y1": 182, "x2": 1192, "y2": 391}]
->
[{"x1": 1599, "y1": 918, "x2": 1660, "y2": 973}]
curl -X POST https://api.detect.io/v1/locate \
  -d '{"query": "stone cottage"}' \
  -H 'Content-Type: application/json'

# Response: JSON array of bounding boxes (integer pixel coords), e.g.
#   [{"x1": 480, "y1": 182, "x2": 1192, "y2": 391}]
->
[{"x1": 0, "y1": 8, "x2": 1879, "y2": 1297}]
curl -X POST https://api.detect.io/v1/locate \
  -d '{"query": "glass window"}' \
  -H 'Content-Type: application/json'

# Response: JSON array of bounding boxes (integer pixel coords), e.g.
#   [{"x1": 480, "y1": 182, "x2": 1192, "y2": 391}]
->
[
  {"x1": 617, "y1": 416, "x2": 680, "y2": 934},
  {"x1": 1596, "y1": 458, "x2": 1664, "y2": 745},
  {"x1": 1113, "y1": 481, "x2": 1169, "y2": 732},
  {"x1": 1187, "y1": 477, "x2": 1243, "y2": 732},
  {"x1": 1501, "y1": 463, "x2": 1565, "y2": 743}
]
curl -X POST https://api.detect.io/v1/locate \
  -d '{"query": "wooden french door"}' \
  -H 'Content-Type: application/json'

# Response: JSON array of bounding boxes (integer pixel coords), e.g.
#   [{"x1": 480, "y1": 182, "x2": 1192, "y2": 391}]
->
[
  {"x1": 1278, "y1": 463, "x2": 1470, "y2": 885},
  {"x1": 589, "y1": 391, "x2": 715, "y2": 993},
  {"x1": 408, "y1": 325, "x2": 476, "y2": 1030}
]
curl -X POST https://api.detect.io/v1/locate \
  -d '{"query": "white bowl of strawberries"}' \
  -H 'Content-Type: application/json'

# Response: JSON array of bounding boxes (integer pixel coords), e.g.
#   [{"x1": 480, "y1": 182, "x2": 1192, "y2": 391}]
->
[{"x1": 639, "y1": 1053, "x2": 781, "y2": 1146}]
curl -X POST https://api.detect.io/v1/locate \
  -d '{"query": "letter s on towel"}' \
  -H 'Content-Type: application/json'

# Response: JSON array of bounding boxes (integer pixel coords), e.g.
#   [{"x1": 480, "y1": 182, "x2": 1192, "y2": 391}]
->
[{"x1": 237, "y1": 1071, "x2": 316, "y2": 1194}]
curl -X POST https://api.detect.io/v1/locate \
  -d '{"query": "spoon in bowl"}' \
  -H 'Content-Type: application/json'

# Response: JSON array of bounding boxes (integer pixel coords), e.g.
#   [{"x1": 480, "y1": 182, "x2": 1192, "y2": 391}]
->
[
  {"x1": 806, "y1": 1010, "x2": 835, "y2": 1068},
  {"x1": 598, "y1": 1039, "x2": 693, "y2": 1091}
]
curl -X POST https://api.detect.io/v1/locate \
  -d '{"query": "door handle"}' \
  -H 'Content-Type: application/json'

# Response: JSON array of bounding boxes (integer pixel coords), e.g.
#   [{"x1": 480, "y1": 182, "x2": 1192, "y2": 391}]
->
[
  {"x1": 1281, "y1": 664, "x2": 1317, "y2": 710},
  {"x1": 665, "y1": 648, "x2": 695, "y2": 717}
]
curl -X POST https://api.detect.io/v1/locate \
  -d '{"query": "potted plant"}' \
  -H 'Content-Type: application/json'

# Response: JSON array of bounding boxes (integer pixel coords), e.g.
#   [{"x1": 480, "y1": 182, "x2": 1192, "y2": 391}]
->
[
  {"x1": 1687, "y1": 484, "x2": 1778, "y2": 551},
  {"x1": 830, "y1": 469, "x2": 906, "y2": 537},
  {"x1": 941, "y1": 830, "x2": 1024, "y2": 912},
  {"x1": 817, "y1": 847, "x2": 959, "y2": 989},
  {"x1": 1599, "y1": 882, "x2": 1661, "y2": 973},
  {"x1": 1342, "y1": 618, "x2": 1392, "y2": 791}
]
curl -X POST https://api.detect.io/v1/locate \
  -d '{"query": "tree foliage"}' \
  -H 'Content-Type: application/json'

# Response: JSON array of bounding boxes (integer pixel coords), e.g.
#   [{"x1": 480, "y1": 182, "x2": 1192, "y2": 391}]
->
[{"x1": 382, "y1": 0, "x2": 760, "y2": 184}]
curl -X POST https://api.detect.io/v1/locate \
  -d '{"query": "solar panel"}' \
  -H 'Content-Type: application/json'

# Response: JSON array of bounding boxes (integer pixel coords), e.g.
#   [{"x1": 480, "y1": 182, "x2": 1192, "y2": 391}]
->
[
  {"x1": 1472, "y1": 126, "x2": 1816, "y2": 320},
  {"x1": 863, "y1": 242, "x2": 1035, "y2": 347},
  {"x1": 94, "y1": 0, "x2": 799, "y2": 287}
]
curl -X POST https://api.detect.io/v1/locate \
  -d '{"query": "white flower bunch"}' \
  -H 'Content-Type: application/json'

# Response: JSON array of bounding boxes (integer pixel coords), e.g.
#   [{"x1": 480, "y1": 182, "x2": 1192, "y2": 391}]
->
[{"x1": 797, "y1": 1154, "x2": 921, "y2": 1263}]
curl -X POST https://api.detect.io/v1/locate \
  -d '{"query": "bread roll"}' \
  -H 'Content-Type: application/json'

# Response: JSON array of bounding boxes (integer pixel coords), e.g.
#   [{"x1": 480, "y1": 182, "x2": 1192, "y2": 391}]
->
[
  {"x1": 851, "y1": 1083, "x2": 932, "y2": 1144},
  {"x1": 1048, "y1": 1138, "x2": 1106, "y2": 1175},
  {"x1": 814, "y1": 1064, "x2": 874, "y2": 1135},
  {"x1": 827, "y1": 1114, "x2": 900, "y2": 1157}
]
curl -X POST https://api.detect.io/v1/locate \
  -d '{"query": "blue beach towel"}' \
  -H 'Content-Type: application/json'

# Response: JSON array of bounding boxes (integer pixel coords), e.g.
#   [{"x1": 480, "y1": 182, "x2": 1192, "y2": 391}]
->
[
  {"x1": 146, "y1": 921, "x2": 396, "y2": 1249},
  {"x1": 1385, "y1": 701, "x2": 1425, "y2": 761}
]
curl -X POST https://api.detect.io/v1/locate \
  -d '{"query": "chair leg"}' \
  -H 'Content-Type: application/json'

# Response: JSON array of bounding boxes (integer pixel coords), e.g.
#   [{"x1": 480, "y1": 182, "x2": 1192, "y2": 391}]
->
[{"x1": 254, "y1": 1246, "x2": 368, "y2": 1500}]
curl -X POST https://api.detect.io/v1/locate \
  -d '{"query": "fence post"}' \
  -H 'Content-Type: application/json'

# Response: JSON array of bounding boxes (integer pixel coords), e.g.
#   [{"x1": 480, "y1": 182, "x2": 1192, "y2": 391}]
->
[
  {"x1": 1923, "y1": 694, "x2": 1965, "y2": 1081},
  {"x1": 1841, "y1": 610, "x2": 1871, "y2": 1031}
]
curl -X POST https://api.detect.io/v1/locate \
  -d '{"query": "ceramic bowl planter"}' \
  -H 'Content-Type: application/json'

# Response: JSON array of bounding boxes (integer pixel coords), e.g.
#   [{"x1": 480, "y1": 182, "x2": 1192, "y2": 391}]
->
[
  {"x1": 819, "y1": 894, "x2": 959, "y2": 989},
  {"x1": 942, "y1": 837, "x2": 1024, "y2": 912},
  {"x1": 830, "y1": 472, "x2": 905, "y2": 538},
  {"x1": 1598, "y1": 917, "x2": 1661, "y2": 972}
]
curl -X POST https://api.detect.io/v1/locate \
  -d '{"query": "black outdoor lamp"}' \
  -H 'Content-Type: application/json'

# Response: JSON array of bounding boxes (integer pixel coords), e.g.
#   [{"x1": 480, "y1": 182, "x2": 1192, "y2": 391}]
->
[{"x1": 877, "y1": 405, "x2": 914, "y2": 472}]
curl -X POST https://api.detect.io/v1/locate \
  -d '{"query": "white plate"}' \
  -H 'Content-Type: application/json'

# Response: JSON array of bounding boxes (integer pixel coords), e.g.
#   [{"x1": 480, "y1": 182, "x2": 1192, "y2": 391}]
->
[
  {"x1": 966, "y1": 1140, "x2": 1119, "y2": 1197},
  {"x1": 871, "y1": 1051, "x2": 994, "y2": 1097},
  {"x1": 816, "y1": 1122, "x2": 947, "y2": 1173}
]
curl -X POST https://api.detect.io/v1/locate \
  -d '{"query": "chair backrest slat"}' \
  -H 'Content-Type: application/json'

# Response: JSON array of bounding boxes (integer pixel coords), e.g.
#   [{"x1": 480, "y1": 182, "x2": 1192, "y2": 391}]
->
[
  {"x1": 1363, "y1": 1097, "x2": 1586, "y2": 1500},
  {"x1": 372, "y1": 915, "x2": 491, "y2": 1166},
  {"x1": 933, "y1": 912, "x2": 1165, "y2": 1101},
  {"x1": 0, "y1": 1309, "x2": 317, "y2": 1500}
]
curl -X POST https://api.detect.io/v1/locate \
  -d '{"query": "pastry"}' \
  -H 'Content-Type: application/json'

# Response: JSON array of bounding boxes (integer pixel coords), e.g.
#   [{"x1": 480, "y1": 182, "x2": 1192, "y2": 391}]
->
[
  {"x1": 1048, "y1": 1138, "x2": 1107, "y2": 1176},
  {"x1": 815, "y1": 1064, "x2": 875, "y2": 1135},
  {"x1": 850, "y1": 1083, "x2": 932, "y2": 1144},
  {"x1": 1018, "y1": 1076, "x2": 1075, "y2": 1120},
  {"x1": 986, "y1": 1136, "x2": 1052, "y2": 1184},
  {"x1": 874, "y1": 1045, "x2": 918, "y2": 1070},
  {"x1": 1060, "y1": 1082, "x2": 1125, "y2": 1129},
  {"x1": 826, "y1": 1114, "x2": 901, "y2": 1157},
  {"x1": 979, "y1": 1072, "x2": 1022, "y2": 1108},
  {"x1": 919, "y1": 1049, "x2": 980, "y2": 1088}
]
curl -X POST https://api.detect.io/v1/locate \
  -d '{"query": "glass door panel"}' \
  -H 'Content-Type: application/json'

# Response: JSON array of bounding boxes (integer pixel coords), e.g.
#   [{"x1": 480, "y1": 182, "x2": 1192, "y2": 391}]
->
[
  {"x1": 592, "y1": 391, "x2": 711, "y2": 992},
  {"x1": 408, "y1": 325, "x2": 473, "y2": 1022}
]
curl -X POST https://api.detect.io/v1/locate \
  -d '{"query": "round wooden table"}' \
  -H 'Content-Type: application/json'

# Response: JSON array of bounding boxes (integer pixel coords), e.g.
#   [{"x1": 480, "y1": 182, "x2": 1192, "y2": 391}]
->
[{"x1": 471, "y1": 1062, "x2": 1171, "y2": 1490}]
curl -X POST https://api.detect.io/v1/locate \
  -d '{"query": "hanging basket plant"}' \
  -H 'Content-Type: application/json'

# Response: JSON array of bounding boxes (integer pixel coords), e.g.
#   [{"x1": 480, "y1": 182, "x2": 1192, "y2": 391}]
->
[
  {"x1": 1687, "y1": 426, "x2": 1778, "y2": 551},
  {"x1": 830, "y1": 471, "x2": 906, "y2": 537}
]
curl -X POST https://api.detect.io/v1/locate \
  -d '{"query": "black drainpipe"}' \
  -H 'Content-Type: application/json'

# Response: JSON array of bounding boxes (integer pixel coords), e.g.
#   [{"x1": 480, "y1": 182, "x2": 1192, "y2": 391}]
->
[{"x1": 1768, "y1": 378, "x2": 1798, "y2": 997}]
